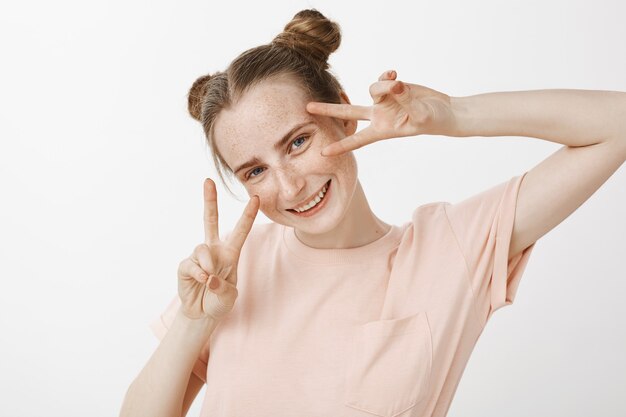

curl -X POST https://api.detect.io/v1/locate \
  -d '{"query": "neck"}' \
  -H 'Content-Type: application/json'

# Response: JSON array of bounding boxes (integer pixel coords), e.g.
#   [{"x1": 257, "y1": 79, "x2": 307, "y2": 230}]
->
[{"x1": 294, "y1": 181, "x2": 391, "y2": 249}]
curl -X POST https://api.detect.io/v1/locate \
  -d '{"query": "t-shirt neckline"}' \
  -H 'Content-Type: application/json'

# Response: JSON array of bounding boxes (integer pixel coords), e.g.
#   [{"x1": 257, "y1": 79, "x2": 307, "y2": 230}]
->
[{"x1": 281, "y1": 223, "x2": 403, "y2": 264}]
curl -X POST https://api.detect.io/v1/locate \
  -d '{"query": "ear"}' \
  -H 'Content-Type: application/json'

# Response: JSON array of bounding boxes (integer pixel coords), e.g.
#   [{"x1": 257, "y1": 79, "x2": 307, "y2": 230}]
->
[{"x1": 338, "y1": 91, "x2": 358, "y2": 136}]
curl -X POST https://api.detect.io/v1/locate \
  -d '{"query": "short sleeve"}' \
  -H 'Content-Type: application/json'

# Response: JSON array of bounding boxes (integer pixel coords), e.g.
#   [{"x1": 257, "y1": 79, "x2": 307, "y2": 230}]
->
[
  {"x1": 149, "y1": 295, "x2": 210, "y2": 383},
  {"x1": 444, "y1": 172, "x2": 536, "y2": 326}
]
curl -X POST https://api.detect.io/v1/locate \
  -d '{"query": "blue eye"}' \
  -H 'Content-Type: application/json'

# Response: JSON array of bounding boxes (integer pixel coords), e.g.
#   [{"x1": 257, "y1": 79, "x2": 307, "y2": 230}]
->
[
  {"x1": 247, "y1": 167, "x2": 265, "y2": 179},
  {"x1": 291, "y1": 135, "x2": 308, "y2": 150}
]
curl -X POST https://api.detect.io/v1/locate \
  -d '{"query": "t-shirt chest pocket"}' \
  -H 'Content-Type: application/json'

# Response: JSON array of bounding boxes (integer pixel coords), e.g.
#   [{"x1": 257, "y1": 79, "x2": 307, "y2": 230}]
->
[{"x1": 344, "y1": 311, "x2": 433, "y2": 417}]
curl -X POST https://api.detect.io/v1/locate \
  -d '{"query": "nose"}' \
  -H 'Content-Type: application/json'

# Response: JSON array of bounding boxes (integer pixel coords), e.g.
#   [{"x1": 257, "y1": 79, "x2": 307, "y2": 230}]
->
[{"x1": 274, "y1": 167, "x2": 305, "y2": 205}]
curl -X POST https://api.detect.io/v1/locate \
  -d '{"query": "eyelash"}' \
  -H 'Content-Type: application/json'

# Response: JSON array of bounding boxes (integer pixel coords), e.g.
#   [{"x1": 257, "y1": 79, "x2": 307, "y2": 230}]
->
[{"x1": 245, "y1": 135, "x2": 310, "y2": 179}]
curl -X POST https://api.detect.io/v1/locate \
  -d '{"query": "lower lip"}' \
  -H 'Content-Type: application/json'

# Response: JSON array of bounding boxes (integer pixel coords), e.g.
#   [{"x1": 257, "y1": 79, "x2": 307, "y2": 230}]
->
[{"x1": 287, "y1": 180, "x2": 332, "y2": 218}]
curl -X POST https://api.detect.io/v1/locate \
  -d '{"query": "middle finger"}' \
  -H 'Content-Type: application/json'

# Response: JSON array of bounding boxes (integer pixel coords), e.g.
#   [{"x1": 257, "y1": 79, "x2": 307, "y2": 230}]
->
[{"x1": 227, "y1": 195, "x2": 260, "y2": 251}]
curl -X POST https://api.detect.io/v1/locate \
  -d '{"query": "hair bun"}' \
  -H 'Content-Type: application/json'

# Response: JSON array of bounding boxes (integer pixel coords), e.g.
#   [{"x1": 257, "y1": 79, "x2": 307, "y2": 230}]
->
[
  {"x1": 187, "y1": 73, "x2": 214, "y2": 122},
  {"x1": 272, "y1": 9, "x2": 341, "y2": 67}
]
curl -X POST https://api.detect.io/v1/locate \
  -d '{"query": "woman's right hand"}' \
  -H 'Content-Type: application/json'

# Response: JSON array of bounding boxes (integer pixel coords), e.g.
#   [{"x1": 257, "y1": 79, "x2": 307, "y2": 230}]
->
[
  {"x1": 306, "y1": 70, "x2": 455, "y2": 156},
  {"x1": 177, "y1": 178, "x2": 260, "y2": 321}
]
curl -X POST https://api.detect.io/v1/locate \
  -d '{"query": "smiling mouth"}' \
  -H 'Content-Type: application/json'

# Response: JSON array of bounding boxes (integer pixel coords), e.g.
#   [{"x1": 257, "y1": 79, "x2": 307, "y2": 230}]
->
[{"x1": 286, "y1": 179, "x2": 331, "y2": 213}]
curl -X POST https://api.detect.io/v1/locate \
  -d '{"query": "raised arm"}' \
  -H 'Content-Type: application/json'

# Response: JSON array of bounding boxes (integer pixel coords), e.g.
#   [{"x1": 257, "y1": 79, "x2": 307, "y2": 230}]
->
[
  {"x1": 307, "y1": 71, "x2": 626, "y2": 261},
  {"x1": 450, "y1": 90, "x2": 626, "y2": 258}
]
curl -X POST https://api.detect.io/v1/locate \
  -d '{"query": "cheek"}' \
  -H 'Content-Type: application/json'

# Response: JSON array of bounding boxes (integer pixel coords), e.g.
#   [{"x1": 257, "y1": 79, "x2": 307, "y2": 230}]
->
[
  {"x1": 246, "y1": 183, "x2": 278, "y2": 212},
  {"x1": 297, "y1": 143, "x2": 358, "y2": 182},
  {"x1": 337, "y1": 154, "x2": 358, "y2": 186},
  {"x1": 322, "y1": 150, "x2": 357, "y2": 177},
  {"x1": 316, "y1": 124, "x2": 358, "y2": 173}
]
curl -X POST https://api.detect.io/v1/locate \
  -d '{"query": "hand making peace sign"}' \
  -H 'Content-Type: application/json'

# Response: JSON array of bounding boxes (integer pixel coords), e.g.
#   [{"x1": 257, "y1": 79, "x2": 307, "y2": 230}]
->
[
  {"x1": 306, "y1": 70, "x2": 457, "y2": 156},
  {"x1": 177, "y1": 179, "x2": 260, "y2": 321}
]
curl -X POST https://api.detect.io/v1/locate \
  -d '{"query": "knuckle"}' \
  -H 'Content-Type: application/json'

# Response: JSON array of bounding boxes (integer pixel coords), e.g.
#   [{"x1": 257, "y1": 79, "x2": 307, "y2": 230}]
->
[
  {"x1": 198, "y1": 252, "x2": 215, "y2": 271},
  {"x1": 194, "y1": 243, "x2": 209, "y2": 254},
  {"x1": 178, "y1": 259, "x2": 192, "y2": 276},
  {"x1": 189, "y1": 260, "x2": 201, "y2": 272},
  {"x1": 196, "y1": 269, "x2": 207, "y2": 281},
  {"x1": 369, "y1": 84, "x2": 382, "y2": 98}
]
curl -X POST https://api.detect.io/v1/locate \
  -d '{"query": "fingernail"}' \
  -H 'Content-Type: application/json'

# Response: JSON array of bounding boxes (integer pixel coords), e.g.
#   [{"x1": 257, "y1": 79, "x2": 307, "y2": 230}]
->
[
  {"x1": 209, "y1": 275, "x2": 219, "y2": 290},
  {"x1": 393, "y1": 82, "x2": 404, "y2": 94}
]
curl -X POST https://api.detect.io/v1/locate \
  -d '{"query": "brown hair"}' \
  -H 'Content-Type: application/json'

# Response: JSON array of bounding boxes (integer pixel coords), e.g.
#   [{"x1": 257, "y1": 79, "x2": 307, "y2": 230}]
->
[{"x1": 187, "y1": 9, "x2": 345, "y2": 196}]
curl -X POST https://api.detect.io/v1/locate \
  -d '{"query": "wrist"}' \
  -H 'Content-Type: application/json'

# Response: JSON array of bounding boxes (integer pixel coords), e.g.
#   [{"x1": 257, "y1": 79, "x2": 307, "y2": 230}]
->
[
  {"x1": 175, "y1": 309, "x2": 219, "y2": 338},
  {"x1": 448, "y1": 96, "x2": 475, "y2": 137}
]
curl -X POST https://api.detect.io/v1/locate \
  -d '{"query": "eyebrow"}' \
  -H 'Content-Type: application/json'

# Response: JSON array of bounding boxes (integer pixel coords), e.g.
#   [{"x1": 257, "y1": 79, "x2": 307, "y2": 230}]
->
[{"x1": 233, "y1": 121, "x2": 316, "y2": 175}]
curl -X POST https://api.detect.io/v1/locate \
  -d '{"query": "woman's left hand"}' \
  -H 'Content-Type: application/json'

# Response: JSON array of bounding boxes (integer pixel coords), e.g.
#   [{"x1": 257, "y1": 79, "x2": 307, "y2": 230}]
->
[{"x1": 306, "y1": 70, "x2": 456, "y2": 156}]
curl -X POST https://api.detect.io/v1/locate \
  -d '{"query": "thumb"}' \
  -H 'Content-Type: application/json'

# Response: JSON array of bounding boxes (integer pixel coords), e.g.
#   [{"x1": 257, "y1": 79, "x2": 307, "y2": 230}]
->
[{"x1": 203, "y1": 275, "x2": 238, "y2": 320}]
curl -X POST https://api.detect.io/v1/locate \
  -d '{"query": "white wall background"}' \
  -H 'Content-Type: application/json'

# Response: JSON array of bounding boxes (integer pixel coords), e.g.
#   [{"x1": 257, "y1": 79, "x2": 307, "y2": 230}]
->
[{"x1": 1, "y1": 0, "x2": 625, "y2": 416}]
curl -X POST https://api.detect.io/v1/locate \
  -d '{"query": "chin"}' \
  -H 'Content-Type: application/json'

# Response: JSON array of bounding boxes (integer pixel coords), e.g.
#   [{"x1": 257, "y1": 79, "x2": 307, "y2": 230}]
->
[
  {"x1": 293, "y1": 217, "x2": 341, "y2": 235},
  {"x1": 271, "y1": 207, "x2": 343, "y2": 235}
]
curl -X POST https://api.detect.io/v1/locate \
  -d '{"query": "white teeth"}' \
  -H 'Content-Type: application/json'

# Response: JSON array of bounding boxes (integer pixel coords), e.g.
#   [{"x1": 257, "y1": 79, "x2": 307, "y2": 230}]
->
[{"x1": 294, "y1": 182, "x2": 329, "y2": 212}]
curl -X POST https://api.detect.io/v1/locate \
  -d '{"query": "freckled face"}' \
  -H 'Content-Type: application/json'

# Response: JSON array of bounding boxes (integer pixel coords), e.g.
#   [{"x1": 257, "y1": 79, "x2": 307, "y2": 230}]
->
[{"x1": 212, "y1": 76, "x2": 358, "y2": 235}]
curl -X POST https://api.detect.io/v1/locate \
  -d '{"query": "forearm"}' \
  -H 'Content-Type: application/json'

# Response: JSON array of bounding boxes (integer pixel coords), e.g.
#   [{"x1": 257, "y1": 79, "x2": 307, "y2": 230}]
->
[
  {"x1": 450, "y1": 89, "x2": 626, "y2": 146},
  {"x1": 120, "y1": 310, "x2": 217, "y2": 417}
]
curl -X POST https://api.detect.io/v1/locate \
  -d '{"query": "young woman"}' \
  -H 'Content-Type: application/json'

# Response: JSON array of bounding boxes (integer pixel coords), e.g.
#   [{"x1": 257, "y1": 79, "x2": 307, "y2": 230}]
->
[{"x1": 119, "y1": 9, "x2": 626, "y2": 417}]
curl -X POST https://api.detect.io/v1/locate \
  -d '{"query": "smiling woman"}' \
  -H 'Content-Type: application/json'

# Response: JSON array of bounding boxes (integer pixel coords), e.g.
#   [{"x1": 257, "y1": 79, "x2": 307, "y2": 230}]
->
[{"x1": 118, "y1": 6, "x2": 625, "y2": 417}]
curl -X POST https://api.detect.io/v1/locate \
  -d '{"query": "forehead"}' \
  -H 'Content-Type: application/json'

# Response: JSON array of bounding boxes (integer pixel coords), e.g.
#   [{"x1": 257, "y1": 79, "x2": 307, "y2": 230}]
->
[{"x1": 213, "y1": 77, "x2": 315, "y2": 163}]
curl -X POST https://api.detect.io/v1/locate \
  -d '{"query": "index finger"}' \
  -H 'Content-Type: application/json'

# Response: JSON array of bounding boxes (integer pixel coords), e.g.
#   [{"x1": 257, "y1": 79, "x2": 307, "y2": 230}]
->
[
  {"x1": 226, "y1": 195, "x2": 260, "y2": 250},
  {"x1": 203, "y1": 178, "x2": 220, "y2": 243},
  {"x1": 306, "y1": 102, "x2": 371, "y2": 121}
]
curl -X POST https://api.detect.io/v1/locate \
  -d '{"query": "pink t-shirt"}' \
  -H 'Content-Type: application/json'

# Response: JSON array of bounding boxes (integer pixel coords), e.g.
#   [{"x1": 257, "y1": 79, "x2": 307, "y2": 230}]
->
[{"x1": 150, "y1": 172, "x2": 536, "y2": 417}]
